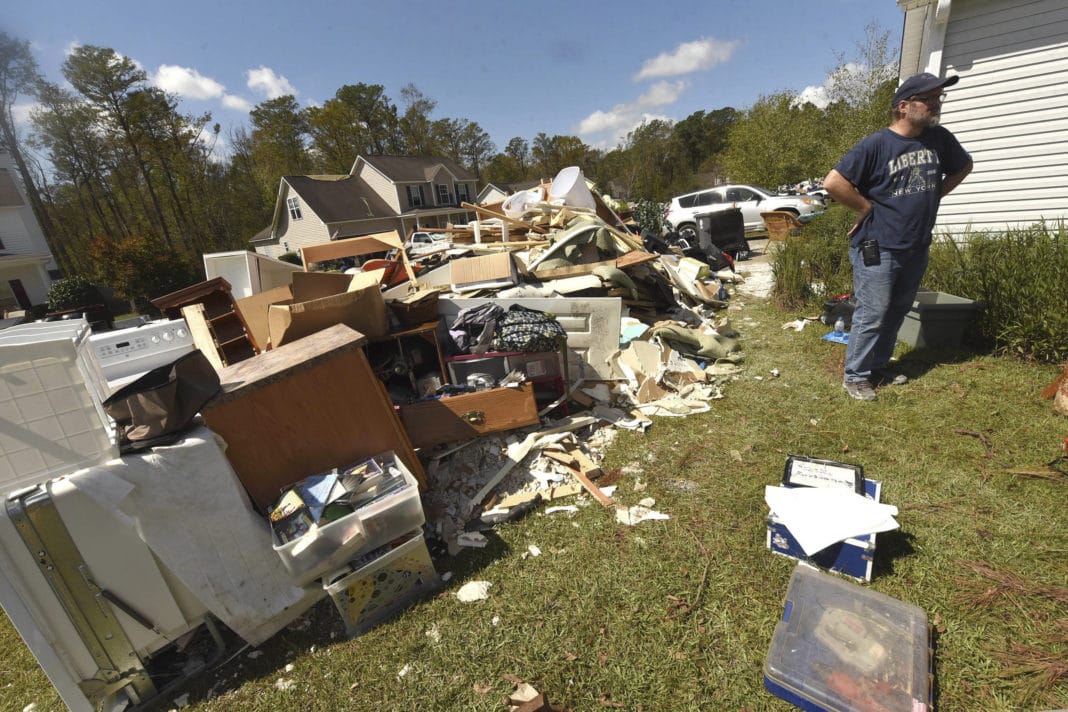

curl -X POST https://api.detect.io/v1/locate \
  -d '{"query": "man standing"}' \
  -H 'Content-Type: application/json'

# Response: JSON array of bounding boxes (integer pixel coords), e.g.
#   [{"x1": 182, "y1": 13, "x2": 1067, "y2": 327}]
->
[{"x1": 824, "y1": 73, "x2": 973, "y2": 401}]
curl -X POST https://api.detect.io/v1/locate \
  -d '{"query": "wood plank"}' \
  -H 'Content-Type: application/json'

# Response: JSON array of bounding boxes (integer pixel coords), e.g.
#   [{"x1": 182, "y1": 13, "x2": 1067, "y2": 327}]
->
[
  {"x1": 615, "y1": 250, "x2": 659, "y2": 269},
  {"x1": 180, "y1": 303, "x2": 225, "y2": 372}
]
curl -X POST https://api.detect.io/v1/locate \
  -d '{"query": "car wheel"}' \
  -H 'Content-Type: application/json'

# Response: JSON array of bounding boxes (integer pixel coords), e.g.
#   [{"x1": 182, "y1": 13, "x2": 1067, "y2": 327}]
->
[
  {"x1": 779, "y1": 208, "x2": 799, "y2": 217},
  {"x1": 678, "y1": 223, "x2": 697, "y2": 242}
]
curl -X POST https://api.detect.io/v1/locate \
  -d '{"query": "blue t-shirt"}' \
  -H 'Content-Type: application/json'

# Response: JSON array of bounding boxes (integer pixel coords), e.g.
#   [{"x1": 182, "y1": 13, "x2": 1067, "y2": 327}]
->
[{"x1": 834, "y1": 126, "x2": 971, "y2": 249}]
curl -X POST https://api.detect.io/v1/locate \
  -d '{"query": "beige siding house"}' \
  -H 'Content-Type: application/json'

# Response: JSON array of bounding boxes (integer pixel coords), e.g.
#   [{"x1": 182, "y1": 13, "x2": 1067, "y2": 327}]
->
[
  {"x1": 252, "y1": 155, "x2": 478, "y2": 258},
  {"x1": 898, "y1": 0, "x2": 1068, "y2": 233},
  {"x1": 0, "y1": 151, "x2": 58, "y2": 312}
]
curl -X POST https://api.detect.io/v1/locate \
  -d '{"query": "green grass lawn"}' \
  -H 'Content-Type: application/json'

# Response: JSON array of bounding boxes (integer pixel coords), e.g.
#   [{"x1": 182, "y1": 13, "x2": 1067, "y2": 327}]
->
[{"x1": 1, "y1": 299, "x2": 1065, "y2": 711}]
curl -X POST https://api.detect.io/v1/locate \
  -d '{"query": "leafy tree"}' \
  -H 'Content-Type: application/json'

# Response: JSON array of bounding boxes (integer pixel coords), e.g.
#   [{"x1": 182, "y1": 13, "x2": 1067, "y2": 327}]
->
[
  {"x1": 62, "y1": 45, "x2": 176, "y2": 246},
  {"x1": 530, "y1": 133, "x2": 596, "y2": 180},
  {"x1": 249, "y1": 95, "x2": 313, "y2": 203},
  {"x1": 672, "y1": 107, "x2": 738, "y2": 175},
  {"x1": 504, "y1": 137, "x2": 530, "y2": 172},
  {"x1": 399, "y1": 84, "x2": 437, "y2": 156},
  {"x1": 307, "y1": 83, "x2": 400, "y2": 173},
  {"x1": 457, "y1": 120, "x2": 495, "y2": 178},
  {"x1": 88, "y1": 233, "x2": 197, "y2": 313}
]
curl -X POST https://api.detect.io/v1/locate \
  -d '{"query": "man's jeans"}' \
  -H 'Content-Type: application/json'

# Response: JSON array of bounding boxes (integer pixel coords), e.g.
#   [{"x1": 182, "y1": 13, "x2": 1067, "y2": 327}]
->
[{"x1": 844, "y1": 244, "x2": 928, "y2": 382}]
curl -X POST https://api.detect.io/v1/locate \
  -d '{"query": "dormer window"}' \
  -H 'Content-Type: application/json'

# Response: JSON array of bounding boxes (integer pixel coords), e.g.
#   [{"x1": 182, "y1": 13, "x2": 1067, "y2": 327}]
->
[
  {"x1": 287, "y1": 196, "x2": 302, "y2": 220},
  {"x1": 455, "y1": 183, "x2": 470, "y2": 203},
  {"x1": 436, "y1": 184, "x2": 451, "y2": 204},
  {"x1": 406, "y1": 185, "x2": 425, "y2": 208}
]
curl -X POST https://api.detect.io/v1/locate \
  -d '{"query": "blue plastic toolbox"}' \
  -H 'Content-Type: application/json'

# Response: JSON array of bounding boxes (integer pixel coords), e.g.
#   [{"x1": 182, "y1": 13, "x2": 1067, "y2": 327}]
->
[{"x1": 766, "y1": 455, "x2": 881, "y2": 582}]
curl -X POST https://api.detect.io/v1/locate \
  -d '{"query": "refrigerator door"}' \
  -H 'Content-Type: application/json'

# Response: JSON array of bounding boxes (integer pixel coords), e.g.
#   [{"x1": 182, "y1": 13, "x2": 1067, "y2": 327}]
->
[{"x1": 0, "y1": 478, "x2": 205, "y2": 710}]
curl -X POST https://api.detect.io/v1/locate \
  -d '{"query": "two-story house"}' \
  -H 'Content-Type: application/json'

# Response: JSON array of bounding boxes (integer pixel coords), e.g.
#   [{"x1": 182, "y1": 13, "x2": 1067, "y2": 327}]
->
[
  {"x1": 252, "y1": 155, "x2": 478, "y2": 260},
  {"x1": 0, "y1": 151, "x2": 58, "y2": 313}
]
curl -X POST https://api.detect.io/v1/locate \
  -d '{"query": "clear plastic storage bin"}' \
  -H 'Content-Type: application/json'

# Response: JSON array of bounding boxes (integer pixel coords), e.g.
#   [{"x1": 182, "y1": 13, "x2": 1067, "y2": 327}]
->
[
  {"x1": 323, "y1": 529, "x2": 439, "y2": 637},
  {"x1": 272, "y1": 452, "x2": 425, "y2": 585},
  {"x1": 764, "y1": 564, "x2": 932, "y2": 711}
]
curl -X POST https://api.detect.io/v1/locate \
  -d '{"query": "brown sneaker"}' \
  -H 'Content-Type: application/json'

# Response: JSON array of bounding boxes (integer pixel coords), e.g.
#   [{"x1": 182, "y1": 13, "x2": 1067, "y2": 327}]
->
[{"x1": 843, "y1": 379, "x2": 878, "y2": 401}]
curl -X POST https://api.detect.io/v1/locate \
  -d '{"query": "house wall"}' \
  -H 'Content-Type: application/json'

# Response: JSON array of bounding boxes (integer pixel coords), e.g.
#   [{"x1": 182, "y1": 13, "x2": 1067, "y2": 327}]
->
[
  {"x1": 354, "y1": 161, "x2": 402, "y2": 213},
  {"x1": 901, "y1": 0, "x2": 1068, "y2": 233},
  {"x1": 275, "y1": 184, "x2": 331, "y2": 254}
]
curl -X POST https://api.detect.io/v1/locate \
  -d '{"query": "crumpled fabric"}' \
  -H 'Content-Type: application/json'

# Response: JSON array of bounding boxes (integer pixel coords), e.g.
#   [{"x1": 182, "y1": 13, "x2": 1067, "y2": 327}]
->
[
  {"x1": 646, "y1": 323, "x2": 743, "y2": 362},
  {"x1": 592, "y1": 265, "x2": 638, "y2": 300}
]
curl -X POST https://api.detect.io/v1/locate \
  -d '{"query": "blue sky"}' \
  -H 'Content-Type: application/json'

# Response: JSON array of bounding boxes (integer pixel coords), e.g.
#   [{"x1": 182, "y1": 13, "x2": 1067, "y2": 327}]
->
[{"x1": 5, "y1": 0, "x2": 904, "y2": 158}]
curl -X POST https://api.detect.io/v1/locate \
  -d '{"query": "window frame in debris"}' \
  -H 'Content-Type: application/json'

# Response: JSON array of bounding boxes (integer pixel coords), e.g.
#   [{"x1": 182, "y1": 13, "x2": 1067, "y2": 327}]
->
[
  {"x1": 406, "y1": 185, "x2": 425, "y2": 208},
  {"x1": 436, "y1": 183, "x2": 451, "y2": 205},
  {"x1": 286, "y1": 196, "x2": 302, "y2": 221}
]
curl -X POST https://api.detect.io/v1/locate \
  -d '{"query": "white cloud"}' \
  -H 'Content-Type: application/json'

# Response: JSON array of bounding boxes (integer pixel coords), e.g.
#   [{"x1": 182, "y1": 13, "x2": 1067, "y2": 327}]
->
[
  {"x1": 634, "y1": 38, "x2": 740, "y2": 81},
  {"x1": 246, "y1": 66, "x2": 297, "y2": 99},
  {"x1": 222, "y1": 94, "x2": 253, "y2": 112},
  {"x1": 795, "y1": 84, "x2": 829, "y2": 109},
  {"x1": 11, "y1": 102, "x2": 37, "y2": 127},
  {"x1": 576, "y1": 80, "x2": 688, "y2": 149},
  {"x1": 64, "y1": 40, "x2": 82, "y2": 57},
  {"x1": 636, "y1": 80, "x2": 688, "y2": 108},
  {"x1": 152, "y1": 65, "x2": 225, "y2": 100}
]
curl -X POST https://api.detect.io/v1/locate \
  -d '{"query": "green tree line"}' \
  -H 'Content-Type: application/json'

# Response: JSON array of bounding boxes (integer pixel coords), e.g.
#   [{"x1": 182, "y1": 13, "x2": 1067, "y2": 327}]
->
[{"x1": 0, "y1": 25, "x2": 895, "y2": 309}]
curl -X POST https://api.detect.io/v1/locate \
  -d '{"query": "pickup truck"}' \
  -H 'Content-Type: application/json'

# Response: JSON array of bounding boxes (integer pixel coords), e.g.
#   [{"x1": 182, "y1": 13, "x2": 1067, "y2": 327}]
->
[{"x1": 405, "y1": 232, "x2": 451, "y2": 256}]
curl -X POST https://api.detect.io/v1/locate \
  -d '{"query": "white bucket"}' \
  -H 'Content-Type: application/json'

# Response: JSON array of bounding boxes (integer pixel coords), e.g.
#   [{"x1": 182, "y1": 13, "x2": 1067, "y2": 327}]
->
[{"x1": 548, "y1": 166, "x2": 596, "y2": 210}]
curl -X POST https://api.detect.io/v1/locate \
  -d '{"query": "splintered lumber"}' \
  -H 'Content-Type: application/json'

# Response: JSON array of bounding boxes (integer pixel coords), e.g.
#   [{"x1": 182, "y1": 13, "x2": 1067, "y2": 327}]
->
[
  {"x1": 615, "y1": 250, "x2": 659, "y2": 269},
  {"x1": 542, "y1": 454, "x2": 613, "y2": 507},
  {"x1": 462, "y1": 201, "x2": 548, "y2": 234},
  {"x1": 465, "y1": 416, "x2": 597, "y2": 513}
]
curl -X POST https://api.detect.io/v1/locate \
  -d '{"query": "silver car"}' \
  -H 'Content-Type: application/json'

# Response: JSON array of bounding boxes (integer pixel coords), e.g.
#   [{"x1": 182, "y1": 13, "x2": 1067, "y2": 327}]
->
[{"x1": 664, "y1": 184, "x2": 825, "y2": 238}]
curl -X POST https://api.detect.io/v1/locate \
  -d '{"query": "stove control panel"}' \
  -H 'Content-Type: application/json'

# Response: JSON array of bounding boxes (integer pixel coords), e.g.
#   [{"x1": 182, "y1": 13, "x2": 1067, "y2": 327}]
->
[{"x1": 89, "y1": 319, "x2": 195, "y2": 380}]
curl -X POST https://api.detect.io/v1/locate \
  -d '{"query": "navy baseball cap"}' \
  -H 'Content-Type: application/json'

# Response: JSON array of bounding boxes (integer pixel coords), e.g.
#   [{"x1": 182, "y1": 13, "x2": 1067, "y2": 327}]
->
[{"x1": 892, "y1": 72, "x2": 959, "y2": 106}]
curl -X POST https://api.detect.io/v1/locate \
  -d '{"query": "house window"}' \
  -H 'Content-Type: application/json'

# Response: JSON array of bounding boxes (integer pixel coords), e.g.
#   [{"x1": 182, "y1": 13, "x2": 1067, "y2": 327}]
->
[
  {"x1": 406, "y1": 185, "x2": 425, "y2": 208},
  {"x1": 455, "y1": 183, "x2": 469, "y2": 203},
  {"x1": 287, "y1": 197, "x2": 302, "y2": 220},
  {"x1": 436, "y1": 184, "x2": 451, "y2": 204}
]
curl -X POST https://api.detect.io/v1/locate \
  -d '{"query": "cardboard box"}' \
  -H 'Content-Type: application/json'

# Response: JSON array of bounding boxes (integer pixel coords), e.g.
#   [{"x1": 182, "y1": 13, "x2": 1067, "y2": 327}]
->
[
  {"x1": 243, "y1": 272, "x2": 386, "y2": 348},
  {"x1": 450, "y1": 252, "x2": 518, "y2": 292}
]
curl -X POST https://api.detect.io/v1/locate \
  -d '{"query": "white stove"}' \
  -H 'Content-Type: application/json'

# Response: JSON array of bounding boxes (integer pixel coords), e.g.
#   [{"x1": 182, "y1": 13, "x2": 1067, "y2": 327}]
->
[{"x1": 88, "y1": 319, "x2": 194, "y2": 388}]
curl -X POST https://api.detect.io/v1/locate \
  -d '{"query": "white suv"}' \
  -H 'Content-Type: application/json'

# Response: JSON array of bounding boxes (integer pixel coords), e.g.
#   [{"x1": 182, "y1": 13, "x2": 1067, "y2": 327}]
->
[{"x1": 664, "y1": 184, "x2": 825, "y2": 238}]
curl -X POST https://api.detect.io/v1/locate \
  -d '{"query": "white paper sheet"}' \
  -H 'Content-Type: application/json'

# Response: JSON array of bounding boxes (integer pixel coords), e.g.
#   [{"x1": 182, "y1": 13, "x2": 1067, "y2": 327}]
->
[{"x1": 764, "y1": 485, "x2": 899, "y2": 555}]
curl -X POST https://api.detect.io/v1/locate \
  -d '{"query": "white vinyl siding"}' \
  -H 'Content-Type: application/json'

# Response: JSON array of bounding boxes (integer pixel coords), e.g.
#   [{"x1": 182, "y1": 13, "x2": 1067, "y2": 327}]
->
[
  {"x1": 354, "y1": 160, "x2": 401, "y2": 212},
  {"x1": 931, "y1": 0, "x2": 1068, "y2": 233},
  {"x1": 0, "y1": 209, "x2": 36, "y2": 254}
]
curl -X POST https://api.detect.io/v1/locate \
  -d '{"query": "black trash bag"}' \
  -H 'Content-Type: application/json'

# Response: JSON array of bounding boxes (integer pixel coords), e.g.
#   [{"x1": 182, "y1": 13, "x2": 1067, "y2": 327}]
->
[
  {"x1": 820, "y1": 294, "x2": 856, "y2": 330},
  {"x1": 446, "y1": 302, "x2": 504, "y2": 355}
]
